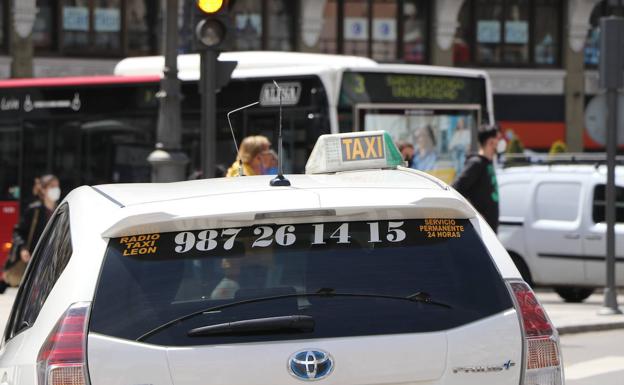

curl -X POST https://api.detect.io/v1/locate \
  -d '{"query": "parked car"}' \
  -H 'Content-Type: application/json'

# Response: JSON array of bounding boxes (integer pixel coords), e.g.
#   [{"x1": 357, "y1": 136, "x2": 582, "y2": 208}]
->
[
  {"x1": 498, "y1": 163, "x2": 624, "y2": 302},
  {"x1": 0, "y1": 132, "x2": 563, "y2": 385}
]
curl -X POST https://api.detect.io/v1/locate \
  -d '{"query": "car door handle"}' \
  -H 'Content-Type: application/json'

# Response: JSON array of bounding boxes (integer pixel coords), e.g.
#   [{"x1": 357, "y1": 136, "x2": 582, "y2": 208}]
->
[
  {"x1": 564, "y1": 233, "x2": 580, "y2": 239},
  {"x1": 586, "y1": 234, "x2": 603, "y2": 240}
]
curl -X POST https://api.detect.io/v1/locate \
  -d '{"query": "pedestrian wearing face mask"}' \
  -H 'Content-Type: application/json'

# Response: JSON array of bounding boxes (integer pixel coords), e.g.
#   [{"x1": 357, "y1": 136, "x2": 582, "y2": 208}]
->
[
  {"x1": 1, "y1": 175, "x2": 61, "y2": 287},
  {"x1": 226, "y1": 135, "x2": 272, "y2": 177},
  {"x1": 452, "y1": 125, "x2": 504, "y2": 233},
  {"x1": 396, "y1": 140, "x2": 415, "y2": 168}
]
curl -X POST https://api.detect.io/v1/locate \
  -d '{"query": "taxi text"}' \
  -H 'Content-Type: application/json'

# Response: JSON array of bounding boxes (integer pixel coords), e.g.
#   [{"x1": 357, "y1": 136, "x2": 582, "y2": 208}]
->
[
  {"x1": 419, "y1": 219, "x2": 464, "y2": 239},
  {"x1": 340, "y1": 135, "x2": 385, "y2": 161},
  {"x1": 119, "y1": 234, "x2": 160, "y2": 256}
]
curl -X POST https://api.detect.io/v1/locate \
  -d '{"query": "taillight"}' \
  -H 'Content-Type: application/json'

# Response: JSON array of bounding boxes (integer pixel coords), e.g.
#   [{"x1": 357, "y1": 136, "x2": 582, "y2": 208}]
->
[
  {"x1": 37, "y1": 302, "x2": 91, "y2": 385},
  {"x1": 508, "y1": 281, "x2": 564, "y2": 385}
]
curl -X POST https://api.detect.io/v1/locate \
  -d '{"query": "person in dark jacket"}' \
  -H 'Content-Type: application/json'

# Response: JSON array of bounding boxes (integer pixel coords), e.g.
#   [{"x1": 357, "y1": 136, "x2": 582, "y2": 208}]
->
[
  {"x1": 452, "y1": 125, "x2": 502, "y2": 233},
  {"x1": 1, "y1": 174, "x2": 60, "y2": 288}
]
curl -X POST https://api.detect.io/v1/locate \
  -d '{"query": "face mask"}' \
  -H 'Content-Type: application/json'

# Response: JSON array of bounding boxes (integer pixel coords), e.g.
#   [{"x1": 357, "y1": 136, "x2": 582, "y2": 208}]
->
[
  {"x1": 47, "y1": 187, "x2": 61, "y2": 202},
  {"x1": 497, "y1": 138, "x2": 507, "y2": 154},
  {"x1": 264, "y1": 167, "x2": 279, "y2": 175}
]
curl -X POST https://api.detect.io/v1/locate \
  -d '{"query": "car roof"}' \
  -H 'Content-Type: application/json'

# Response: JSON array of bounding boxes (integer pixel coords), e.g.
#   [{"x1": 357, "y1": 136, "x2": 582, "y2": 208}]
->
[
  {"x1": 95, "y1": 169, "x2": 441, "y2": 206},
  {"x1": 69, "y1": 168, "x2": 476, "y2": 238}
]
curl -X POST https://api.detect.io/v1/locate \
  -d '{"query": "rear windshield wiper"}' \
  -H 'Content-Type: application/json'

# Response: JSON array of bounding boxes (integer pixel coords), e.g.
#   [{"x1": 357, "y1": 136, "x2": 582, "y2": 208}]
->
[
  {"x1": 136, "y1": 289, "x2": 451, "y2": 342},
  {"x1": 187, "y1": 315, "x2": 314, "y2": 337}
]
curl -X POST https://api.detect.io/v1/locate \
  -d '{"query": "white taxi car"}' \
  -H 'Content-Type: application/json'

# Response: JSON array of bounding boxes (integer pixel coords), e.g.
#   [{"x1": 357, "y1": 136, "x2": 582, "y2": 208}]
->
[{"x1": 1, "y1": 131, "x2": 563, "y2": 385}]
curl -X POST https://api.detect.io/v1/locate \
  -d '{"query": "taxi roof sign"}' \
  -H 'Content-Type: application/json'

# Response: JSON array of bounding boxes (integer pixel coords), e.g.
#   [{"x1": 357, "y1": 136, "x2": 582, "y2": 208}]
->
[{"x1": 305, "y1": 131, "x2": 403, "y2": 174}]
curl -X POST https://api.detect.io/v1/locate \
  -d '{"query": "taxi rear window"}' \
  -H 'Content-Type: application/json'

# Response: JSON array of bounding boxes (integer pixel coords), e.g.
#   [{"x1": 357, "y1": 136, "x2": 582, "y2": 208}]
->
[{"x1": 90, "y1": 219, "x2": 512, "y2": 346}]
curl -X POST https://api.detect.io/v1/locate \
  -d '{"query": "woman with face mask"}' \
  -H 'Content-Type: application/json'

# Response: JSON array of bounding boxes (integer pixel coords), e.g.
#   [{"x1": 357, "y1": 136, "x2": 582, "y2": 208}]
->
[{"x1": 1, "y1": 174, "x2": 60, "y2": 288}]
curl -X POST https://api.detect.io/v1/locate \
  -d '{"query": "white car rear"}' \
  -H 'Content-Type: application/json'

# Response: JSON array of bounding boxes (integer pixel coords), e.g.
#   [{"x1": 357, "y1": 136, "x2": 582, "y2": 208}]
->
[{"x1": 1, "y1": 132, "x2": 564, "y2": 385}]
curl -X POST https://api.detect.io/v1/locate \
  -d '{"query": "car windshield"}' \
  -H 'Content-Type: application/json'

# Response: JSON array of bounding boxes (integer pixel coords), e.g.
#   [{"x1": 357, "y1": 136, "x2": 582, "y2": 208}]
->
[{"x1": 90, "y1": 219, "x2": 512, "y2": 346}]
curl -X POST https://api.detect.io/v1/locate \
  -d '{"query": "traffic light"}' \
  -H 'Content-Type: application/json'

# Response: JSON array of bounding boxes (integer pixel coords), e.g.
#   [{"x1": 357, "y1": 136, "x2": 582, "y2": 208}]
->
[{"x1": 193, "y1": 0, "x2": 234, "y2": 51}]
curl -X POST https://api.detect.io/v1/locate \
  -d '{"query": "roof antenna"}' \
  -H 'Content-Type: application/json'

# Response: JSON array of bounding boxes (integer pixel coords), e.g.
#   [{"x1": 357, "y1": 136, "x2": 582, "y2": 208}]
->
[
  {"x1": 270, "y1": 80, "x2": 291, "y2": 187},
  {"x1": 227, "y1": 101, "x2": 259, "y2": 176}
]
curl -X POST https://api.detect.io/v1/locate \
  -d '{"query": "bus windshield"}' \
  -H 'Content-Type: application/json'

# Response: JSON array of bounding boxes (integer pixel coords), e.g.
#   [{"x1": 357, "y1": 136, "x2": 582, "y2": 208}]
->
[{"x1": 339, "y1": 71, "x2": 489, "y2": 182}]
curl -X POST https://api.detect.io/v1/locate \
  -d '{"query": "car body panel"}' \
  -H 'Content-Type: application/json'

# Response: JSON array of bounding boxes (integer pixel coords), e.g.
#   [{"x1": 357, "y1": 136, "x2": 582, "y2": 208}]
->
[{"x1": 87, "y1": 310, "x2": 521, "y2": 385}]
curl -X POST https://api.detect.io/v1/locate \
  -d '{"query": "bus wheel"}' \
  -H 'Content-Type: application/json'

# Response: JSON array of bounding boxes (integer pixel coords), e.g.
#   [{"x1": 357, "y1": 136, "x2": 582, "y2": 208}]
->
[{"x1": 555, "y1": 287, "x2": 594, "y2": 303}]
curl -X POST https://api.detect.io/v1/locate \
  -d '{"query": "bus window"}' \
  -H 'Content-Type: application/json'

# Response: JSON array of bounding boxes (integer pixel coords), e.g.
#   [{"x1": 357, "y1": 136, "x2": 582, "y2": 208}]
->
[
  {"x1": 339, "y1": 71, "x2": 488, "y2": 183},
  {"x1": 181, "y1": 76, "x2": 331, "y2": 176},
  {"x1": 356, "y1": 107, "x2": 480, "y2": 184},
  {"x1": 81, "y1": 118, "x2": 154, "y2": 184},
  {"x1": 53, "y1": 121, "x2": 82, "y2": 190},
  {"x1": 22, "y1": 121, "x2": 52, "y2": 201}
]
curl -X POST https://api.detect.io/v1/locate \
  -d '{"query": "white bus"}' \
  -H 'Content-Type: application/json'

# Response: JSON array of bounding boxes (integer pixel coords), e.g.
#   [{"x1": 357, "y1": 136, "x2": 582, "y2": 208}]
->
[
  {"x1": 116, "y1": 51, "x2": 495, "y2": 182},
  {"x1": 0, "y1": 52, "x2": 494, "y2": 261}
]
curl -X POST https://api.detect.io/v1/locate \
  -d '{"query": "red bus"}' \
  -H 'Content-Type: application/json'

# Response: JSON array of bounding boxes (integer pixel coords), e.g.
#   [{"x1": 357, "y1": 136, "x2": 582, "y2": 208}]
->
[
  {"x1": 0, "y1": 52, "x2": 494, "y2": 265},
  {"x1": 0, "y1": 71, "x2": 333, "y2": 265}
]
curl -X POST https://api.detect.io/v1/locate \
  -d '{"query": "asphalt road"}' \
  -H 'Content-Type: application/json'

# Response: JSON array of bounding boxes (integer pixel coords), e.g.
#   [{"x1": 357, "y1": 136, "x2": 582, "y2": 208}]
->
[{"x1": 561, "y1": 329, "x2": 624, "y2": 385}]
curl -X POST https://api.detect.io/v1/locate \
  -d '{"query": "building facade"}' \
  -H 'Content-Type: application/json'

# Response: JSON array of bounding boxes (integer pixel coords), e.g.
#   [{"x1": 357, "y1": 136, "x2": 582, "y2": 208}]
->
[{"x1": 0, "y1": 0, "x2": 619, "y2": 151}]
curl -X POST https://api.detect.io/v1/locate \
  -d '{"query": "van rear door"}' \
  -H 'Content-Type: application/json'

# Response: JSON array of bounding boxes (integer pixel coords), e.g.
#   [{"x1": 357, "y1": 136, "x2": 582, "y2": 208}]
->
[
  {"x1": 525, "y1": 179, "x2": 587, "y2": 285},
  {"x1": 582, "y1": 181, "x2": 624, "y2": 286}
]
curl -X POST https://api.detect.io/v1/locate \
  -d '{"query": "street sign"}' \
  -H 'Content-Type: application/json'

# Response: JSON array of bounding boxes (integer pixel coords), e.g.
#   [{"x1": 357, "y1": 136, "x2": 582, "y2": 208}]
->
[{"x1": 584, "y1": 92, "x2": 624, "y2": 146}]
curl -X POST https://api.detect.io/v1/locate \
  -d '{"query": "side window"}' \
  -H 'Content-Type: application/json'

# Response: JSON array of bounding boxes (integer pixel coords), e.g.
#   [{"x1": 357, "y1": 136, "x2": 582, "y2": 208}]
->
[
  {"x1": 592, "y1": 184, "x2": 624, "y2": 223},
  {"x1": 534, "y1": 182, "x2": 581, "y2": 222},
  {"x1": 499, "y1": 181, "x2": 530, "y2": 220},
  {"x1": 6, "y1": 204, "x2": 73, "y2": 339}
]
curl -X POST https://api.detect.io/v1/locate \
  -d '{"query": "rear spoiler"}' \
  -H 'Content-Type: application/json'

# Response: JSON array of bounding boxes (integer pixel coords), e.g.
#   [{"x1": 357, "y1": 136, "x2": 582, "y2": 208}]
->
[{"x1": 102, "y1": 198, "x2": 476, "y2": 238}]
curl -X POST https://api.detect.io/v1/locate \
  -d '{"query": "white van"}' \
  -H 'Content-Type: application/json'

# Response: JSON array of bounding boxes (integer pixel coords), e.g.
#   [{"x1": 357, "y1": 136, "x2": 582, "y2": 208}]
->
[{"x1": 498, "y1": 163, "x2": 624, "y2": 302}]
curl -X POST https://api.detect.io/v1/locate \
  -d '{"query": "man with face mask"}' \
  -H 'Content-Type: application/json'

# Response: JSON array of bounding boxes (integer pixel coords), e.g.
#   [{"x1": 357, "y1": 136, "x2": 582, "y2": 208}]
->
[
  {"x1": 452, "y1": 125, "x2": 503, "y2": 233},
  {"x1": 1, "y1": 174, "x2": 60, "y2": 288}
]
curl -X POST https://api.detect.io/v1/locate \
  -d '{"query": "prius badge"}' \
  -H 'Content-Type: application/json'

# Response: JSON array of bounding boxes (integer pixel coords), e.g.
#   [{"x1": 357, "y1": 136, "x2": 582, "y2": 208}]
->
[
  {"x1": 453, "y1": 360, "x2": 516, "y2": 374},
  {"x1": 288, "y1": 350, "x2": 334, "y2": 381}
]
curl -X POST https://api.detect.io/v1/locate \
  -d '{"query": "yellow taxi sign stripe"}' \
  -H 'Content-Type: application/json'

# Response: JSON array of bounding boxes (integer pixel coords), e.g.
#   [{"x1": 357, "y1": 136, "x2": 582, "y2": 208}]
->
[{"x1": 340, "y1": 134, "x2": 385, "y2": 161}]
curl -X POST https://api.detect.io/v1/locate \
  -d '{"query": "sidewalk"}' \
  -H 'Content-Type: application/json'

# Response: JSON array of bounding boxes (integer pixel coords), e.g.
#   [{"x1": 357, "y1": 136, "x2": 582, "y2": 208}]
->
[
  {"x1": 537, "y1": 290, "x2": 624, "y2": 335},
  {"x1": 1, "y1": 288, "x2": 624, "y2": 336}
]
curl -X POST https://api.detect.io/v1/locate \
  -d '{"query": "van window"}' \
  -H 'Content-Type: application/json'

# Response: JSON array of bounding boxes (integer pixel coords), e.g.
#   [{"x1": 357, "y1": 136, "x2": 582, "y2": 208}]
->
[
  {"x1": 535, "y1": 182, "x2": 581, "y2": 221},
  {"x1": 499, "y1": 181, "x2": 530, "y2": 219},
  {"x1": 90, "y1": 219, "x2": 512, "y2": 346},
  {"x1": 592, "y1": 184, "x2": 624, "y2": 223}
]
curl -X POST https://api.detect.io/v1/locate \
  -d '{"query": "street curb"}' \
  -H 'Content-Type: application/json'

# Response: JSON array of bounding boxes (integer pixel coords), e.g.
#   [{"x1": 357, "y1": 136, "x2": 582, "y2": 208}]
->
[{"x1": 557, "y1": 321, "x2": 624, "y2": 335}]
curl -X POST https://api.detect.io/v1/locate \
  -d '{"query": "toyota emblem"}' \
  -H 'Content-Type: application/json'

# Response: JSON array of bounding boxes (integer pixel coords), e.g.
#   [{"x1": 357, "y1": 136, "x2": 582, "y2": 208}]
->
[{"x1": 288, "y1": 350, "x2": 334, "y2": 381}]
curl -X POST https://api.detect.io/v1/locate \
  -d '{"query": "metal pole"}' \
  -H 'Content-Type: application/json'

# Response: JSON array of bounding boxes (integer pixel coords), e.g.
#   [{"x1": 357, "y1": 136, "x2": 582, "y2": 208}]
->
[
  {"x1": 148, "y1": 0, "x2": 189, "y2": 182},
  {"x1": 599, "y1": 86, "x2": 622, "y2": 315},
  {"x1": 200, "y1": 50, "x2": 218, "y2": 179},
  {"x1": 597, "y1": 16, "x2": 623, "y2": 315}
]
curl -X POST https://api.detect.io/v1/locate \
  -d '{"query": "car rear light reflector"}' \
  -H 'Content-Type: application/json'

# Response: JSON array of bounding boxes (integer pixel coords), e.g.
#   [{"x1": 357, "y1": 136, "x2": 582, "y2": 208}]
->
[
  {"x1": 508, "y1": 281, "x2": 563, "y2": 385},
  {"x1": 527, "y1": 337, "x2": 560, "y2": 369},
  {"x1": 49, "y1": 365, "x2": 84, "y2": 385},
  {"x1": 37, "y1": 302, "x2": 91, "y2": 385}
]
